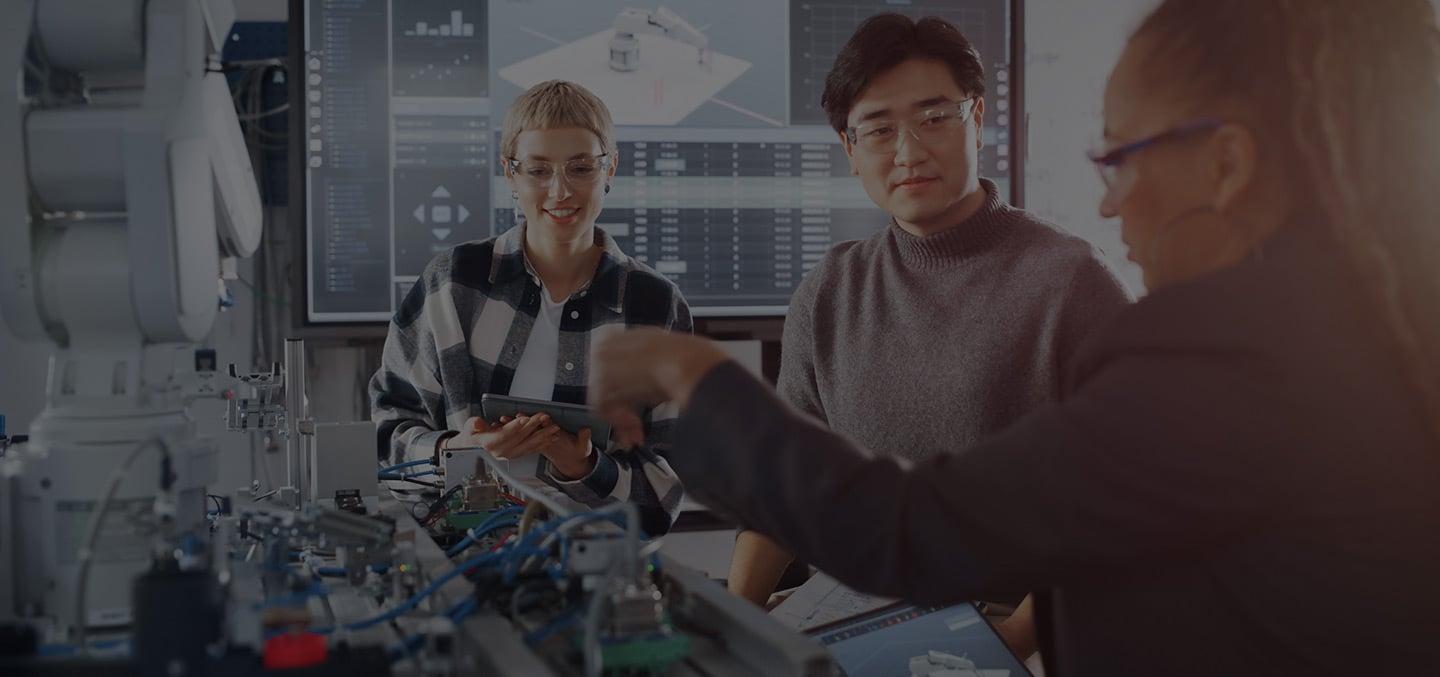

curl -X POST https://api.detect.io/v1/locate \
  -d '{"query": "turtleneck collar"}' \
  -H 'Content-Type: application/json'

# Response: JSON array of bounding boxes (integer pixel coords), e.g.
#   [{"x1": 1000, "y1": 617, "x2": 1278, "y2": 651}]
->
[{"x1": 890, "y1": 178, "x2": 1013, "y2": 268}]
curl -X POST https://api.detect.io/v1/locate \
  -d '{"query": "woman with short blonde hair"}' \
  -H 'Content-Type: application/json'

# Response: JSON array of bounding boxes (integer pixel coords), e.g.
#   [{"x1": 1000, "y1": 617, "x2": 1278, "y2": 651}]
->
[{"x1": 372, "y1": 80, "x2": 690, "y2": 536}]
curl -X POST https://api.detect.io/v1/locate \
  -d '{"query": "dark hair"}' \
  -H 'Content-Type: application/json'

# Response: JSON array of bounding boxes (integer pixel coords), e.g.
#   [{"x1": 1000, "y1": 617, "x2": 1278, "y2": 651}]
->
[
  {"x1": 1135, "y1": 0, "x2": 1440, "y2": 443},
  {"x1": 820, "y1": 14, "x2": 986, "y2": 134}
]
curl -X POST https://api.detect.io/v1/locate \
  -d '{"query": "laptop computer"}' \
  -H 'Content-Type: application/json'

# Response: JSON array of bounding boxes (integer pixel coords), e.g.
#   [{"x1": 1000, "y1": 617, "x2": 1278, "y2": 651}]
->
[{"x1": 805, "y1": 601, "x2": 1033, "y2": 677}]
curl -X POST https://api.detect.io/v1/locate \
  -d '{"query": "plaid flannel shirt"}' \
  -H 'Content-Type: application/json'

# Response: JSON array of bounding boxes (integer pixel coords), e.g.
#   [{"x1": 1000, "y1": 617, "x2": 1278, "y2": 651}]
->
[{"x1": 370, "y1": 225, "x2": 692, "y2": 536}]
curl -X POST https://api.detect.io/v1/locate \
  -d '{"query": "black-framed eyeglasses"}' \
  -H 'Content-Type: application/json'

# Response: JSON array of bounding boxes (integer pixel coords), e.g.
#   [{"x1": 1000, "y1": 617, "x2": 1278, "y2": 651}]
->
[
  {"x1": 845, "y1": 97, "x2": 980, "y2": 153},
  {"x1": 1086, "y1": 119, "x2": 1223, "y2": 188},
  {"x1": 505, "y1": 154, "x2": 613, "y2": 189}
]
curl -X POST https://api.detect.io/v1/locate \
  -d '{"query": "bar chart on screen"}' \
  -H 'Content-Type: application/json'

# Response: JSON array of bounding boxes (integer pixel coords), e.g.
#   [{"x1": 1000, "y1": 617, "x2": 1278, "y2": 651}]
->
[
  {"x1": 402, "y1": 9, "x2": 477, "y2": 37},
  {"x1": 391, "y1": 1, "x2": 488, "y2": 97}
]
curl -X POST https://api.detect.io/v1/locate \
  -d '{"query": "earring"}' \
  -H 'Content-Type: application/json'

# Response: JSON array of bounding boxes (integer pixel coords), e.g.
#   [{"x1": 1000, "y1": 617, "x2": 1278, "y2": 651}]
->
[
  {"x1": 603, "y1": 183, "x2": 611, "y2": 195},
  {"x1": 511, "y1": 191, "x2": 522, "y2": 223}
]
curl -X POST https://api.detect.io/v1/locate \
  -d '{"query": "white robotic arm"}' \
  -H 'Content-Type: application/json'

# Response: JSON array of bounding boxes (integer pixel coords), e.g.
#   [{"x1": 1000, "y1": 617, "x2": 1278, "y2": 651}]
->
[
  {"x1": 10, "y1": 0, "x2": 260, "y2": 345},
  {"x1": 210, "y1": 70, "x2": 264, "y2": 262},
  {"x1": 609, "y1": 6, "x2": 709, "y2": 72},
  {"x1": 0, "y1": 0, "x2": 261, "y2": 633},
  {"x1": 0, "y1": 1, "x2": 43, "y2": 341}
]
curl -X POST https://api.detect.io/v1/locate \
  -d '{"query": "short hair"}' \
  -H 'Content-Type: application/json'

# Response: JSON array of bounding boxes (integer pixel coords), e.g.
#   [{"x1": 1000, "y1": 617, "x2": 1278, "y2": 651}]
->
[
  {"x1": 499, "y1": 80, "x2": 617, "y2": 159},
  {"x1": 820, "y1": 14, "x2": 986, "y2": 134}
]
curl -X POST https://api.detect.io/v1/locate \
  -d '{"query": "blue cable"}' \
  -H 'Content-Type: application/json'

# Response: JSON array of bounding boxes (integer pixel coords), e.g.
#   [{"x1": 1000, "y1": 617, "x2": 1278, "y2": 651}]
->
[
  {"x1": 444, "y1": 518, "x2": 520, "y2": 557},
  {"x1": 442, "y1": 506, "x2": 526, "y2": 557},
  {"x1": 448, "y1": 597, "x2": 478, "y2": 623},
  {"x1": 379, "y1": 458, "x2": 432, "y2": 474},
  {"x1": 512, "y1": 511, "x2": 663, "y2": 581},
  {"x1": 575, "y1": 514, "x2": 662, "y2": 573},
  {"x1": 283, "y1": 509, "x2": 660, "y2": 646},
  {"x1": 37, "y1": 637, "x2": 132, "y2": 656},
  {"x1": 524, "y1": 608, "x2": 579, "y2": 646},
  {"x1": 289, "y1": 551, "x2": 505, "y2": 637},
  {"x1": 379, "y1": 469, "x2": 437, "y2": 481},
  {"x1": 388, "y1": 633, "x2": 426, "y2": 662},
  {"x1": 500, "y1": 526, "x2": 557, "y2": 584},
  {"x1": 313, "y1": 564, "x2": 390, "y2": 577},
  {"x1": 386, "y1": 595, "x2": 480, "y2": 662},
  {"x1": 444, "y1": 536, "x2": 475, "y2": 558},
  {"x1": 497, "y1": 512, "x2": 604, "y2": 583},
  {"x1": 442, "y1": 506, "x2": 525, "y2": 556},
  {"x1": 483, "y1": 505, "x2": 527, "y2": 523}
]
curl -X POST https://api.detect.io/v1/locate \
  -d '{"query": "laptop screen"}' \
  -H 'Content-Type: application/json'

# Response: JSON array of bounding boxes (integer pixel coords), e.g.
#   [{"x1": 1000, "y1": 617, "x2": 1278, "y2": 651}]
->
[{"x1": 808, "y1": 603, "x2": 1031, "y2": 677}]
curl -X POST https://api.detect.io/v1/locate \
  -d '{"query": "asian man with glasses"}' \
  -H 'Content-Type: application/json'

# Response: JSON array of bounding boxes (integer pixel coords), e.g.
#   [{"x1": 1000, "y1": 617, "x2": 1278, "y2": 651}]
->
[{"x1": 723, "y1": 14, "x2": 1131, "y2": 662}]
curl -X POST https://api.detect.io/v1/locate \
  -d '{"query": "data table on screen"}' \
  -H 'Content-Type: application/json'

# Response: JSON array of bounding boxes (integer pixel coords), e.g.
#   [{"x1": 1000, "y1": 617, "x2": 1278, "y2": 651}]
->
[{"x1": 300, "y1": 0, "x2": 1017, "y2": 322}]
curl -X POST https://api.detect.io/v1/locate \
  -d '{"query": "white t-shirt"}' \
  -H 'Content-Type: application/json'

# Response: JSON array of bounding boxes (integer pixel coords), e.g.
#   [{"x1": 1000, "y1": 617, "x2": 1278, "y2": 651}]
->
[
  {"x1": 496, "y1": 281, "x2": 586, "y2": 510},
  {"x1": 507, "y1": 281, "x2": 565, "y2": 400}
]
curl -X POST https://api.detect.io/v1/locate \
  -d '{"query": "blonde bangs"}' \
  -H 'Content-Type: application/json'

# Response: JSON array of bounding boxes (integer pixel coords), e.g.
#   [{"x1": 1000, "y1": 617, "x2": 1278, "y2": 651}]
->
[{"x1": 500, "y1": 80, "x2": 617, "y2": 159}]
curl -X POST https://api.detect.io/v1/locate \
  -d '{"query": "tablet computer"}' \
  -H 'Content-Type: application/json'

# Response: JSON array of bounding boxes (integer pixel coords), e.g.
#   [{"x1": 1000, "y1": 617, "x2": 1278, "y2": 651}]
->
[
  {"x1": 479, "y1": 394, "x2": 612, "y2": 446},
  {"x1": 805, "y1": 601, "x2": 1032, "y2": 677}
]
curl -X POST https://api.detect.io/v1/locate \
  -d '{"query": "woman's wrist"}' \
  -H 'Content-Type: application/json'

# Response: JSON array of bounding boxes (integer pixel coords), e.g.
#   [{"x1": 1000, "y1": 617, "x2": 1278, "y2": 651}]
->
[
  {"x1": 547, "y1": 446, "x2": 598, "y2": 480},
  {"x1": 433, "y1": 431, "x2": 460, "y2": 461}
]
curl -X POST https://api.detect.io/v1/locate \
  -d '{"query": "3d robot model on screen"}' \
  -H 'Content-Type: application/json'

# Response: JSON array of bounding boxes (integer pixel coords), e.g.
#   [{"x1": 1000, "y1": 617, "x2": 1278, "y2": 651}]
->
[
  {"x1": 609, "y1": 6, "x2": 709, "y2": 72},
  {"x1": 909, "y1": 650, "x2": 1011, "y2": 677}
]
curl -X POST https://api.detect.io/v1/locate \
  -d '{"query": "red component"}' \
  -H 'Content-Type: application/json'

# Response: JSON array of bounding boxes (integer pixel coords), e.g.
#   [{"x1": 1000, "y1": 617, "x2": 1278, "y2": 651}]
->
[{"x1": 263, "y1": 632, "x2": 328, "y2": 670}]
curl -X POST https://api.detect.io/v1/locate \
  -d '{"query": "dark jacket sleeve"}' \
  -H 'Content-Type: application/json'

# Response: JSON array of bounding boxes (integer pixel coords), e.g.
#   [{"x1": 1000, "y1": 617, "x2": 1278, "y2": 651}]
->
[
  {"x1": 1052, "y1": 255, "x2": 1132, "y2": 389},
  {"x1": 672, "y1": 352, "x2": 1286, "y2": 604}
]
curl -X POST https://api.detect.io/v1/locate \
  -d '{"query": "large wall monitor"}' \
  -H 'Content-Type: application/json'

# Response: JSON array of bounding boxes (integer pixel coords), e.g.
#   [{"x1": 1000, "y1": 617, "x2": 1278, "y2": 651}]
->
[{"x1": 296, "y1": 0, "x2": 1019, "y2": 323}]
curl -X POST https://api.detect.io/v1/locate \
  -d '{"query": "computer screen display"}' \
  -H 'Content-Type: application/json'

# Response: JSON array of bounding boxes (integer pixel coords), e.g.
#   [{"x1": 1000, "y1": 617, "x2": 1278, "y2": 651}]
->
[
  {"x1": 810, "y1": 603, "x2": 1031, "y2": 677},
  {"x1": 299, "y1": 0, "x2": 1017, "y2": 322}
]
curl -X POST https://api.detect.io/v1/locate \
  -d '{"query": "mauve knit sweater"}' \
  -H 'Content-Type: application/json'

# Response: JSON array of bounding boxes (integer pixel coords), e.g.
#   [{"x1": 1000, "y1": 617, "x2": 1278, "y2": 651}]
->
[{"x1": 779, "y1": 178, "x2": 1132, "y2": 461}]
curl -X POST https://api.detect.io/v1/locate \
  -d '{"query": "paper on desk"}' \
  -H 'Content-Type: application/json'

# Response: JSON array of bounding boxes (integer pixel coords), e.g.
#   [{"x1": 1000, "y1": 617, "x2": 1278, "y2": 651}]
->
[{"x1": 768, "y1": 571, "x2": 896, "y2": 631}]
